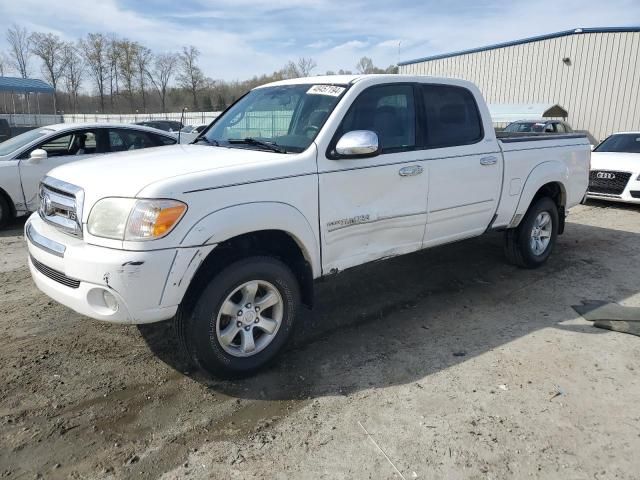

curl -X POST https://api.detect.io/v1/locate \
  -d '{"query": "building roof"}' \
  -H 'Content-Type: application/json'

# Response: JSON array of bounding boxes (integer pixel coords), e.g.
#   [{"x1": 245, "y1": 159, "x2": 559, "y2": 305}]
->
[
  {"x1": 0, "y1": 76, "x2": 54, "y2": 94},
  {"x1": 399, "y1": 27, "x2": 640, "y2": 66}
]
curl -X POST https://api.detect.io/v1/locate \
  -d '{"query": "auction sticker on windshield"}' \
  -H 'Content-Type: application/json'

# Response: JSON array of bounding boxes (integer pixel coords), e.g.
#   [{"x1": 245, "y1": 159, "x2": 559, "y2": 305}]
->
[{"x1": 307, "y1": 85, "x2": 346, "y2": 96}]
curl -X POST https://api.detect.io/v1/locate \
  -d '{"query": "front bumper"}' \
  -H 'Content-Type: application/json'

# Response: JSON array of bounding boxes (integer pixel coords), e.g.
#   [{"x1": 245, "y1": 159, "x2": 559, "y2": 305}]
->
[
  {"x1": 25, "y1": 214, "x2": 214, "y2": 324},
  {"x1": 587, "y1": 174, "x2": 640, "y2": 204},
  {"x1": 586, "y1": 190, "x2": 640, "y2": 204}
]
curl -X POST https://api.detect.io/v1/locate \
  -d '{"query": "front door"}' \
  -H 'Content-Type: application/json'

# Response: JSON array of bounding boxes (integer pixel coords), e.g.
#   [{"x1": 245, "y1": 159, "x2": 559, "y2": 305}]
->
[
  {"x1": 18, "y1": 128, "x2": 101, "y2": 211},
  {"x1": 318, "y1": 83, "x2": 429, "y2": 273}
]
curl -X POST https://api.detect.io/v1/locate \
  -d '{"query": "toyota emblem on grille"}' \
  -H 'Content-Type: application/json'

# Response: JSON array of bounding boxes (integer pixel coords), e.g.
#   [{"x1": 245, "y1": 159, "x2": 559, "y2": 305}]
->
[{"x1": 596, "y1": 172, "x2": 616, "y2": 180}]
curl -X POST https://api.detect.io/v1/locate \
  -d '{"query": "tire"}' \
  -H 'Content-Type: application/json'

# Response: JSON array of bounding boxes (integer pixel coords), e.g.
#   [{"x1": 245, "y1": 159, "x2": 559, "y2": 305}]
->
[
  {"x1": 504, "y1": 197, "x2": 559, "y2": 269},
  {"x1": 176, "y1": 256, "x2": 301, "y2": 378},
  {"x1": 0, "y1": 195, "x2": 11, "y2": 229}
]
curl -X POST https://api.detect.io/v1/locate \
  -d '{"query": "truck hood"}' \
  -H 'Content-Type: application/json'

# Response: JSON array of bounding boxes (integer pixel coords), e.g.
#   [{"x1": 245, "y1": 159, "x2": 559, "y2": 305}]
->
[
  {"x1": 591, "y1": 152, "x2": 640, "y2": 173},
  {"x1": 47, "y1": 144, "x2": 313, "y2": 211}
]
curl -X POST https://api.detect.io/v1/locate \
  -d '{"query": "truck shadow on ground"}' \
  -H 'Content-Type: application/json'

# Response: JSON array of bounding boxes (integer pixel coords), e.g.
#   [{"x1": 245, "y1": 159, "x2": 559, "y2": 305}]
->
[{"x1": 139, "y1": 217, "x2": 639, "y2": 402}]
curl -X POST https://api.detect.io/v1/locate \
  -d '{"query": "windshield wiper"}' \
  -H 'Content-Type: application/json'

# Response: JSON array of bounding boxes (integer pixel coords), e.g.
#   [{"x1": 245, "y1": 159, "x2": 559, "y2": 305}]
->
[
  {"x1": 227, "y1": 137, "x2": 286, "y2": 153},
  {"x1": 193, "y1": 136, "x2": 219, "y2": 146}
]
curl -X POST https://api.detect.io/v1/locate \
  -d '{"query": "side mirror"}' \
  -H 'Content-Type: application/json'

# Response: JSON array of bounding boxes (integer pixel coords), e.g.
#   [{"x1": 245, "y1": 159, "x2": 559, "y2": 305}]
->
[
  {"x1": 335, "y1": 130, "x2": 380, "y2": 158},
  {"x1": 29, "y1": 149, "x2": 48, "y2": 163}
]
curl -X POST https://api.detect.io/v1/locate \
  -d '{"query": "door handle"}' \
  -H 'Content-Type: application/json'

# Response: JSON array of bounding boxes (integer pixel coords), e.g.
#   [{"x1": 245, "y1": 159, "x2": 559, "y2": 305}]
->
[
  {"x1": 480, "y1": 156, "x2": 498, "y2": 166},
  {"x1": 398, "y1": 165, "x2": 424, "y2": 177}
]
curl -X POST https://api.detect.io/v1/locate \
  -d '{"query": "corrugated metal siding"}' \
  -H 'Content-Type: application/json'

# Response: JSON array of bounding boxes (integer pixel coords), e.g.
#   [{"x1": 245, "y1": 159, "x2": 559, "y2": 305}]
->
[{"x1": 399, "y1": 31, "x2": 640, "y2": 141}]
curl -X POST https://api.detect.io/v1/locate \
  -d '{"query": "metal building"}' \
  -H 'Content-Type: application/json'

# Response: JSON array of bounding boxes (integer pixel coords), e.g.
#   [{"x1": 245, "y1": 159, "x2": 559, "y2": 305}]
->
[{"x1": 398, "y1": 27, "x2": 640, "y2": 141}]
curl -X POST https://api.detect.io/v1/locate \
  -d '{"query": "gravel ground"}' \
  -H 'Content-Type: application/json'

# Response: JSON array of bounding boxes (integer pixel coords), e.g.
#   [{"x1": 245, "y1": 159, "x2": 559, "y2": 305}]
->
[{"x1": 1, "y1": 201, "x2": 639, "y2": 479}]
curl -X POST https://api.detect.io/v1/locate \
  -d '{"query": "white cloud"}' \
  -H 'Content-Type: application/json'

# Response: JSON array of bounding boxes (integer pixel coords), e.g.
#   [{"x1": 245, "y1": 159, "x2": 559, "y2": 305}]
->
[
  {"x1": 307, "y1": 40, "x2": 332, "y2": 49},
  {"x1": 331, "y1": 40, "x2": 369, "y2": 50},
  {"x1": 377, "y1": 39, "x2": 402, "y2": 48}
]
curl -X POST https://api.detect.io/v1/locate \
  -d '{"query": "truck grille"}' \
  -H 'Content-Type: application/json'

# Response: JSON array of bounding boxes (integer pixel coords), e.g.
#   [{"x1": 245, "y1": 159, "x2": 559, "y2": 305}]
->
[
  {"x1": 30, "y1": 255, "x2": 80, "y2": 289},
  {"x1": 588, "y1": 170, "x2": 632, "y2": 196},
  {"x1": 38, "y1": 176, "x2": 84, "y2": 237}
]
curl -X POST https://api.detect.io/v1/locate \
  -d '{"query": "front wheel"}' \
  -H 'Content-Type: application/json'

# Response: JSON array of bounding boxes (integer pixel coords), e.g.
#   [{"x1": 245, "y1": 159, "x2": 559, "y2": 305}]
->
[
  {"x1": 504, "y1": 197, "x2": 559, "y2": 268},
  {"x1": 176, "y1": 256, "x2": 301, "y2": 378}
]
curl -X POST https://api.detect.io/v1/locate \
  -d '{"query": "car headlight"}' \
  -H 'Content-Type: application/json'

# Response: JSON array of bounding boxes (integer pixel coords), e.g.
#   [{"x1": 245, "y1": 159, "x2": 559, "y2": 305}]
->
[{"x1": 88, "y1": 198, "x2": 187, "y2": 241}]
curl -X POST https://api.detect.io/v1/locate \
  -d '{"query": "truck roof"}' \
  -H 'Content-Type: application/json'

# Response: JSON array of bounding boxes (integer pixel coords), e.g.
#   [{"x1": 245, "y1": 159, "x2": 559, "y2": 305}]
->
[{"x1": 257, "y1": 74, "x2": 478, "y2": 90}]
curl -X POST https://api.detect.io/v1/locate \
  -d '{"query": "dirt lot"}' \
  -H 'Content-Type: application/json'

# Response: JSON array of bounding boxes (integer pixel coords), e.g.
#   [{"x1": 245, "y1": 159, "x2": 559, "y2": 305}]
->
[{"x1": 1, "y1": 201, "x2": 639, "y2": 480}]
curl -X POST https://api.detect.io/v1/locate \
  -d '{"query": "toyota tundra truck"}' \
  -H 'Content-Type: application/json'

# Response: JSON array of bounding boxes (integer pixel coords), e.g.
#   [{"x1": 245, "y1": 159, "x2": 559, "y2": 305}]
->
[{"x1": 25, "y1": 75, "x2": 590, "y2": 377}]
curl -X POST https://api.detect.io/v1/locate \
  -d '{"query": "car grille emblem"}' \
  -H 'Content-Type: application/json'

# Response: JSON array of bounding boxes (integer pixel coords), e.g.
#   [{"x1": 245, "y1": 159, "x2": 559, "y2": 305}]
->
[{"x1": 596, "y1": 172, "x2": 616, "y2": 180}]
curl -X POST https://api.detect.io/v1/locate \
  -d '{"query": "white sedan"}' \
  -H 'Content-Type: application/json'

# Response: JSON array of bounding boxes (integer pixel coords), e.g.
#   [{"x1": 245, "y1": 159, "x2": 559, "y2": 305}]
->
[
  {"x1": 587, "y1": 132, "x2": 640, "y2": 205},
  {"x1": 0, "y1": 123, "x2": 177, "y2": 227}
]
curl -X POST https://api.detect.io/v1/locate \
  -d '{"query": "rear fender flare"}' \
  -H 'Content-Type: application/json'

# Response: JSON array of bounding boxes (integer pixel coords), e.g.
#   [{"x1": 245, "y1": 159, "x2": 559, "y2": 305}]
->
[{"x1": 510, "y1": 161, "x2": 568, "y2": 227}]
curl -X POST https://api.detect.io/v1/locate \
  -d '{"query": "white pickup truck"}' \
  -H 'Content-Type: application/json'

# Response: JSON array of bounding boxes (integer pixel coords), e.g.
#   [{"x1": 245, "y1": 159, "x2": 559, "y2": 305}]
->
[{"x1": 25, "y1": 75, "x2": 590, "y2": 377}]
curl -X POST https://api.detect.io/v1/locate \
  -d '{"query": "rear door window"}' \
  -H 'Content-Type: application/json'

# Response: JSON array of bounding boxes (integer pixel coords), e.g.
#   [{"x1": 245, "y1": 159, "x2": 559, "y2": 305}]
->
[
  {"x1": 419, "y1": 85, "x2": 483, "y2": 148},
  {"x1": 108, "y1": 129, "x2": 158, "y2": 152},
  {"x1": 152, "y1": 134, "x2": 177, "y2": 146}
]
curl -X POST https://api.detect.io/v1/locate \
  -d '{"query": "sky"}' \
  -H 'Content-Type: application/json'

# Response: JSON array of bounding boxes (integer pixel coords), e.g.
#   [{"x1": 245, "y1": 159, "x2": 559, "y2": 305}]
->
[{"x1": 0, "y1": 0, "x2": 639, "y2": 82}]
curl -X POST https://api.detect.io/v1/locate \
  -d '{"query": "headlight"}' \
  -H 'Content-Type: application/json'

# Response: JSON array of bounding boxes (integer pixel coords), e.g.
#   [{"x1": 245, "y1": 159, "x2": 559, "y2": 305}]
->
[{"x1": 88, "y1": 198, "x2": 187, "y2": 241}]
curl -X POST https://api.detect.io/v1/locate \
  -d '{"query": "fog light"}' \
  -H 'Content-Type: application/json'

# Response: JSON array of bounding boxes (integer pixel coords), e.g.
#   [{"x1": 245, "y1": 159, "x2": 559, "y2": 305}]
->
[{"x1": 102, "y1": 290, "x2": 119, "y2": 312}]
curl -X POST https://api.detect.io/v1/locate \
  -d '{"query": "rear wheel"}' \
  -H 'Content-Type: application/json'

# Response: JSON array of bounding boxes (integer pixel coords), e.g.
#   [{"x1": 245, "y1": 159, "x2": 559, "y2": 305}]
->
[
  {"x1": 176, "y1": 256, "x2": 300, "y2": 378},
  {"x1": 504, "y1": 197, "x2": 559, "y2": 268}
]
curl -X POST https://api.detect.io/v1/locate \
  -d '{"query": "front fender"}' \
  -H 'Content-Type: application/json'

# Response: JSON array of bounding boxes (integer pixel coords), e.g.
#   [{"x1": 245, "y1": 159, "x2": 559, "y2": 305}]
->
[
  {"x1": 510, "y1": 161, "x2": 568, "y2": 227},
  {"x1": 178, "y1": 201, "x2": 321, "y2": 278}
]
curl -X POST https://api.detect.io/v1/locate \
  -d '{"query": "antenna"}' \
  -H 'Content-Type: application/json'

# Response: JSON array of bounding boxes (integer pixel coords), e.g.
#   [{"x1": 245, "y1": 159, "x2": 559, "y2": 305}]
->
[{"x1": 178, "y1": 106, "x2": 188, "y2": 144}]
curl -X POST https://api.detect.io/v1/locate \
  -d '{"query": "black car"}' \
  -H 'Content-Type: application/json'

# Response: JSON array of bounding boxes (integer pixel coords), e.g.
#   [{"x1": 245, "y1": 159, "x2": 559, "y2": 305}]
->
[
  {"x1": 504, "y1": 119, "x2": 574, "y2": 134},
  {"x1": 135, "y1": 120, "x2": 183, "y2": 132}
]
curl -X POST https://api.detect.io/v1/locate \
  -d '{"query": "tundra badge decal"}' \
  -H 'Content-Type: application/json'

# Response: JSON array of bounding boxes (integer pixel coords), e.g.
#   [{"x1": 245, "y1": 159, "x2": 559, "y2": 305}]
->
[{"x1": 327, "y1": 214, "x2": 371, "y2": 232}]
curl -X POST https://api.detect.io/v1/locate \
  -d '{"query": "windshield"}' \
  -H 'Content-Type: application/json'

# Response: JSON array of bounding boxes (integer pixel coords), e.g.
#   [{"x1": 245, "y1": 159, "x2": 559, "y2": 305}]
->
[
  {"x1": 0, "y1": 128, "x2": 53, "y2": 157},
  {"x1": 504, "y1": 122, "x2": 546, "y2": 133},
  {"x1": 203, "y1": 84, "x2": 347, "y2": 153},
  {"x1": 594, "y1": 134, "x2": 640, "y2": 153}
]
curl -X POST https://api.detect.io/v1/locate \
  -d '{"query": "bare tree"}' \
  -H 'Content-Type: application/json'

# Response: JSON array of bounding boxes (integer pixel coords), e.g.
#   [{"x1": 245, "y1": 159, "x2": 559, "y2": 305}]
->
[
  {"x1": 6, "y1": 24, "x2": 31, "y2": 78},
  {"x1": 177, "y1": 46, "x2": 204, "y2": 109},
  {"x1": 148, "y1": 52, "x2": 177, "y2": 113},
  {"x1": 135, "y1": 45, "x2": 153, "y2": 112},
  {"x1": 281, "y1": 60, "x2": 300, "y2": 79},
  {"x1": 30, "y1": 32, "x2": 68, "y2": 111},
  {"x1": 117, "y1": 39, "x2": 139, "y2": 112},
  {"x1": 355, "y1": 56, "x2": 375, "y2": 74},
  {"x1": 0, "y1": 52, "x2": 6, "y2": 76},
  {"x1": 81, "y1": 33, "x2": 109, "y2": 112},
  {"x1": 297, "y1": 57, "x2": 317, "y2": 77},
  {"x1": 63, "y1": 43, "x2": 84, "y2": 113},
  {"x1": 281, "y1": 57, "x2": 317, "y2": 79},
  {"x1": 106, "y1": 35, "x2": 121, "y2": 111}
]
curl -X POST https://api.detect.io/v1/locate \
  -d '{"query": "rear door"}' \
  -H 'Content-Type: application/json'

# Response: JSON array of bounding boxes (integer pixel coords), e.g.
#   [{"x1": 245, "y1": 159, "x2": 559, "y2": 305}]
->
[
  {"x1": 18, "y1": 128, "x2": 101, "y2": 211},
  {"x1": 317, "y1": 83, "x2": 429, "y2": 273},
  {"x1": 418, "y1": 84, "x2": 502, "y2": 247}
]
